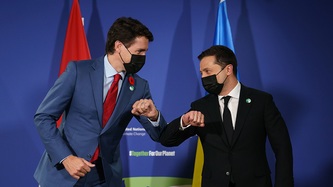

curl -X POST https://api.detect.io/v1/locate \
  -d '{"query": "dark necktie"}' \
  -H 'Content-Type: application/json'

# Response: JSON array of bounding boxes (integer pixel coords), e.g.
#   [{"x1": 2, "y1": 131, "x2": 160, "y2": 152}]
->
[
  {"x1": 223, "y1": 96, "x2": 233, "y2": 144},
  {"x1": 91, "y1": 74, "x2": 121, "y2": 162}
]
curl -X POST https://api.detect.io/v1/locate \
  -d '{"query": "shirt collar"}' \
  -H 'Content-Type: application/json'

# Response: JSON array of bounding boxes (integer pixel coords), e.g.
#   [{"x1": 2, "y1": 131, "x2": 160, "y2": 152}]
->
[
  {"x1": 218, "y1": 81, "x2": 241, "y2": 100},
  {"x1": 104, "y1": 55, "x2": 125, "y2": 79}
]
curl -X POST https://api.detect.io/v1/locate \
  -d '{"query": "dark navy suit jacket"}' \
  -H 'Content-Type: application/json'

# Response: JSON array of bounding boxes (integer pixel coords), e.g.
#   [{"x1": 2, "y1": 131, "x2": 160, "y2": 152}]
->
[{"x1": 34, "y1": 56, "x2": 167, "y2": 187}]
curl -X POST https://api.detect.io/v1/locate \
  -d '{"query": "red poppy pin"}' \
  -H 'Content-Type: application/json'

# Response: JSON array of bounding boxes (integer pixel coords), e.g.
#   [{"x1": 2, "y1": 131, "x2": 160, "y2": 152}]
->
[{"x1": 128, "y1": 75, "x2": 135, "y2": 91}]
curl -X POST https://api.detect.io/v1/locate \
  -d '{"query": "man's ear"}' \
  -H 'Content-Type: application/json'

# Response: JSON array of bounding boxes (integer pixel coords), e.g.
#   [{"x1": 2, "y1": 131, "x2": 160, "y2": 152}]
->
[
  {"x1": 227, "y1": 64, "x2": 233, "y2": 75},
  {"x1": 114, "y1": 40, "x2": 123, "y2": 53}
]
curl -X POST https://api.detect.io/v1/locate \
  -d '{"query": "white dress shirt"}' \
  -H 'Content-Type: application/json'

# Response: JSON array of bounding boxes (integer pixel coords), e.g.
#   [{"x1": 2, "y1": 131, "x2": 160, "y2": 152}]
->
[
  {"x1": 103, "y1": 55, "x2": 124, "y2": 101},
  {"x1": 218, "y1": 81, "x2": 241, "y2": 130}
]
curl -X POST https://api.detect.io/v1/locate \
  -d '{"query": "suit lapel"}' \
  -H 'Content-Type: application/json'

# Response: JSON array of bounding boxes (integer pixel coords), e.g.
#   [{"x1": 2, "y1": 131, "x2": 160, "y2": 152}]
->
[
  {"x1": 102, "y1": 74, "x2": 134, "y2": 133},
  {"x1": 231, "y1": 85, "x2": 252, "y2": 147},
  {"x1": 90, "y1": 57, "x2": 104, "y2": 126},
  {"x1": 205, "y1": 95, "x2": 230, "y2": 147}
]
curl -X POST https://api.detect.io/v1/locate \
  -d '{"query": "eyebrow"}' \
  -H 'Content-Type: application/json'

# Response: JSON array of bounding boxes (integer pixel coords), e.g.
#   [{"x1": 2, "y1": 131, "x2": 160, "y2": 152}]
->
[
  {"x1": 200, "y1": 62, "x2": 221, "y2": 73},
  {"x1": 200, "y1": 67, "x2": 210, "y2": 74},
  {"x1": 137, "y1": 48, "x2": 148, "y2": 53}
]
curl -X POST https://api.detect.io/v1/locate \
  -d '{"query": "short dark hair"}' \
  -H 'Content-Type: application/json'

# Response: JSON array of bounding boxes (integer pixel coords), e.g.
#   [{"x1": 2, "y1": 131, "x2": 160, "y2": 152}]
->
[
  {"x1": 198, "y1": 45, "x2": 238, "y2": 75},
  {"x1": 105, "y1": 17, "x2": 154, "y2": 54}
]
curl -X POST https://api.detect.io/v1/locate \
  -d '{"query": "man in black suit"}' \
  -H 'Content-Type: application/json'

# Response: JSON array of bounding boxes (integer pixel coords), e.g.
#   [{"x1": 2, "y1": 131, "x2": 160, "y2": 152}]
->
[{"x1": 160, "y1": 45, "x2": 294, "y2": 187}]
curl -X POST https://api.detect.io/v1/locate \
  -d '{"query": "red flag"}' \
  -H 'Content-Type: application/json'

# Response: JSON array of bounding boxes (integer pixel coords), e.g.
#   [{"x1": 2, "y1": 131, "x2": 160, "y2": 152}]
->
[
  {"x1": 57, "y1": 0, "x2": 91, "y2": 127},
  {"x1": 59, "y1": 0, "x2": 91, "y2": 76}
]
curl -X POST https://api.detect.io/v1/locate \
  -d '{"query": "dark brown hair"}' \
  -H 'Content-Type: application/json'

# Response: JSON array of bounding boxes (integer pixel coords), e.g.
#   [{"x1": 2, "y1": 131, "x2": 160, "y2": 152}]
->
[
  {"x1": 105, "y1": 17, "x2": 154, "y2": 54},
  {"x1": 198, "y1": 45, "x2": 238, "y2": 75}
]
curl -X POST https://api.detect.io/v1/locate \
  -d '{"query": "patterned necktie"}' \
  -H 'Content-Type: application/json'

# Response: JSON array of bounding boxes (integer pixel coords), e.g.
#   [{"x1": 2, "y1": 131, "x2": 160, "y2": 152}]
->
[
  {"x1": 223, "y1": 96, "x2": 233, "y2": 144},
  {"x1": 91, "y1": 74, "x2": 121, "y2": 162}
]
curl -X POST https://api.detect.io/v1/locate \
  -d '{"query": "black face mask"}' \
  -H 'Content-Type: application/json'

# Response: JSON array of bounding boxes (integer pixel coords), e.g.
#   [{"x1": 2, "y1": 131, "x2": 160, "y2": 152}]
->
[
  {"x1": 123, "y1": 54, "x2": 146, "y2": 74},
  {"x1": 201, "y1": 68, "x2": 226, "y2": 95},
  {"x1": 120, "y1": 45, "x2": 146, "y2": 74}
]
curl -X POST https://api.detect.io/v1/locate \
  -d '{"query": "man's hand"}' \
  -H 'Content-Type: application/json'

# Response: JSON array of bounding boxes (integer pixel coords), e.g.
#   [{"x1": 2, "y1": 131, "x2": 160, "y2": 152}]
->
[
  {"x1": 131, "y1": 99, "x2": 159, "y2": 121},
  {"x1": 62, "y1": 155, "x2": 95, "y2": 180},
  {"x1": 182, "y1": 111, "x2": 205, "y2": 127}
]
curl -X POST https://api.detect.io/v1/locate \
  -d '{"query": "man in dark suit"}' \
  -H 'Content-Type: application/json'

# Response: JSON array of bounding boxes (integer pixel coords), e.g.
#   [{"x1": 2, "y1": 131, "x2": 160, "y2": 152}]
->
[
  {"x1": 160, "y1": 45, "x2": 294, "y2": 187},
  {"x1": 34, "y1": 17, "x2": 167, "y2": 187}
]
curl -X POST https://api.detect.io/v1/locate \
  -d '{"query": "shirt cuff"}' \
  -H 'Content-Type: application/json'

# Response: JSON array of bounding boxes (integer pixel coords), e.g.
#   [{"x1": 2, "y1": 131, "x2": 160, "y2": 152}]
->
[
  {"x1": 148, "y1": 111, "x2": 161, "y2": 127},
  {"x1": 60, "y1": 155, "x2": 70, "y2": 164},
  {"x1": 179, "y1": 115, "x2": 191, "y2": 131}
]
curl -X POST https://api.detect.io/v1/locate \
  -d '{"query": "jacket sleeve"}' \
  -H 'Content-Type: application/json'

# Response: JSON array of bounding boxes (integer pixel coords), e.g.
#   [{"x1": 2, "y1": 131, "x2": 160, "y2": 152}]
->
[
  {"x1": 34, "y1": 62, "x2": 77, "y2": 166},
  {"x1": 159, "y1": 104, "x2": 197, "y2": 147},
  {"x1": 264, "y1": 94, "x2": 294, "y2": 187},
  {"x1": 135, "y1": 80, "x2": 168, "y2": 142}
]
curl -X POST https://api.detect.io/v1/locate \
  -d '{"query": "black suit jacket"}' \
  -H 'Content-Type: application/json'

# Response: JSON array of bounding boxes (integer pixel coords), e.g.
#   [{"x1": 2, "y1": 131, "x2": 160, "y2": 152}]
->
[{"x1": 160, "y1": 84, "x2": 293, "y2": 187}]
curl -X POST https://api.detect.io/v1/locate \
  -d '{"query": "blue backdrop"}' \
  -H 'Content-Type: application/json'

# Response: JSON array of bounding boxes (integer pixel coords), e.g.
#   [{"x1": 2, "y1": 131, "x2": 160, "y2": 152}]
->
[{"x1": 0, "y1": 0, "x2": 332, "y2": 186}]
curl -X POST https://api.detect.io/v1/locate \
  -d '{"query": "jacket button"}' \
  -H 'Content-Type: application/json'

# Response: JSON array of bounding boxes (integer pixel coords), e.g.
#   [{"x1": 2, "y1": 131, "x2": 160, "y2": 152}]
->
[
  {"x1": 87, "y1": 154, "x2": 92, "y2": 158},
  {"x1": 226, "y1": 171, "x2": 230, "y2": 176}
]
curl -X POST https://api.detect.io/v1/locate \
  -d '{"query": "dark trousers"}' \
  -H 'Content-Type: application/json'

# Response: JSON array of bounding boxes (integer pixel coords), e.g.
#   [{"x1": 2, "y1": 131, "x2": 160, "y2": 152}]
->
[{"x1": 74, "y1": 158, "x2": 106, "y2": 187}]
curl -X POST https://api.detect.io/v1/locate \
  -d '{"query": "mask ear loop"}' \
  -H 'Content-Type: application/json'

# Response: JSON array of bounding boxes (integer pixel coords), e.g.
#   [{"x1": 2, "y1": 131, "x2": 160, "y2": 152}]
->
[
  {"x1": 216, "y1": 65, "x2": 227, "y2": 76},
  {"x1": 119, "y1": 43, "x2": 132, "y2": 63},
  {"x1": 119, "y1": 52, "x2": 126, "y2": 63},
  {"x1": 122, "y1": 43, "x2": 133, "y2": 55},
  {"x1": 216, "y1": 65, "x2": 229, "y2": 84},
  {"x1": 216, "y1": 68, "x2": 224, "y2": 76}
]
